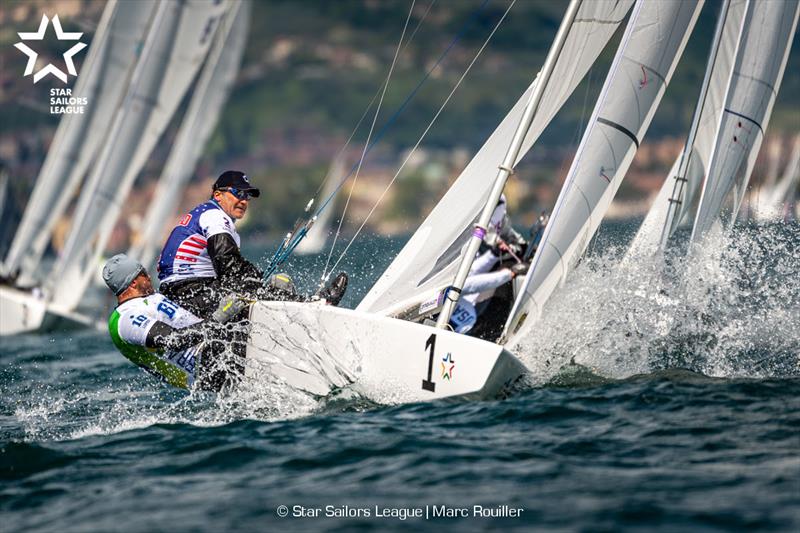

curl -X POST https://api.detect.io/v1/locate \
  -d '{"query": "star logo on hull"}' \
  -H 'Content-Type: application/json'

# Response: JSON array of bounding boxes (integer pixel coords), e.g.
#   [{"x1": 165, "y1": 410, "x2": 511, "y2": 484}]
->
[
  {"x1": 14, "y1": 14, "x2": 87, "y2": 84},
  {"x1": 441, "y1": 352, "x2": 456, "y2": 380}
]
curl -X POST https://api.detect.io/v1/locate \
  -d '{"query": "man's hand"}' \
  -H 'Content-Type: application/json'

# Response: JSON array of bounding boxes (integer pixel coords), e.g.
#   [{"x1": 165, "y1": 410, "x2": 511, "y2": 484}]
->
[
  {"x1": 510, "y1": 262, "x2": 530, "y2": 278},
  {"x1": 211, "y1": 294, "x2": 250, "y2": 323}
]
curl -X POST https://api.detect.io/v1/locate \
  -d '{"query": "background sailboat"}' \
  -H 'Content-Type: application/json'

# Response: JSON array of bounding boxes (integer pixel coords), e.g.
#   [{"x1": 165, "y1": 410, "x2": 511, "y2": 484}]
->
[
  {"x1": 751, "y1": 135, "x2": 800, "y2": 221},
  {"x1": 1, "y1": 0, "x2": 158, "y2": 287},
  {"x1": 47, "y1": 0, "x2": 230, "y2": 311},
  {"x1": 626, "y1": 0, "x2": 748, "y2": 257},
  {"x1": 691, "y1": 0, "x2": 799, "y2": 242},
  {"x1": 294, "y1": 155, "x2": 346, "y2": 256},
  {"x1": 0, "y1": 0, "x2": 158, "y2": 335}
]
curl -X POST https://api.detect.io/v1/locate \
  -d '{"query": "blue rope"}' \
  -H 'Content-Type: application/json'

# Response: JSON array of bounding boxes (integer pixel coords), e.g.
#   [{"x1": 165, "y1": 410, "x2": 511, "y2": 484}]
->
[{"x1": 265, "y1": 0, "x2": 494, "y2": 278}]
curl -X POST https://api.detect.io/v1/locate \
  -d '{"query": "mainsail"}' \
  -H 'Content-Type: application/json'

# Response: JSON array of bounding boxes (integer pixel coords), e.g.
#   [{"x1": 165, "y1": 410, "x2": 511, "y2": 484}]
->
[
  {"x1": 357, "y1": 0, "x2": 635, "y2": 316},
  {"x1": 627, "y1": 0, "x2": 748, "y2": 257},
  {"x1": 2, "y1": 0, "x2": 158, "y2": 283},
  {"x1": 48, "y1": 0, "x2": 229, "y2": 309},
  {"x1": 128, "y1": 0, "x2": 250, "y2": 269},
  {"x1": 691, "y1": 0, "x2": 800, "y2": 242},
  {"x1": 503, "y1": 0, "x2": 703, "y2": 347}
]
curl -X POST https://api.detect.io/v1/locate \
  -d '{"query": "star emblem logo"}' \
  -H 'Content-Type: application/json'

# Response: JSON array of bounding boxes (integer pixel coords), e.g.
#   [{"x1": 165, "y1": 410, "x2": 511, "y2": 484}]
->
[
  {"x1": 441, "y1": 352, "x2": 456, "y2": 380},
  {"x1": 14, "y1": 14, "x2": 87, "y2": 84}
]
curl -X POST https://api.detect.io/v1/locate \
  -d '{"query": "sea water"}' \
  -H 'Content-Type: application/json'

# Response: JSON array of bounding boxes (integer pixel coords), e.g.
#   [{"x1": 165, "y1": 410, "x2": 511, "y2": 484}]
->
[{"x1": 1, "y1": 221, "x2": 798, "y2": 531}]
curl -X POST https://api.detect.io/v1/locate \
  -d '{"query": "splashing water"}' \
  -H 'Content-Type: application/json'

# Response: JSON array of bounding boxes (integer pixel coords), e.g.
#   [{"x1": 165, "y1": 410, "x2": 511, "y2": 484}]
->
[{"x1": 514, "y1": 221, "x2": 800, "y2": 384}]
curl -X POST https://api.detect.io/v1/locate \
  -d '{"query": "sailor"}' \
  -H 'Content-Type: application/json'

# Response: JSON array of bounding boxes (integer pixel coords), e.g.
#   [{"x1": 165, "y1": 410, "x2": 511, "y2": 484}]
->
[
  {"x1": 157, "y1": 170, "x2": 349, "y2": 318},
  {"x1": 157, "y1": 170, "x2": 263, "y2": 318},
  {"x1": 103, "y1": 254, "x2": 248, "y2": 391},
  {"x1": 450, "y1": 195, "x2": 529, "y2": 339}
]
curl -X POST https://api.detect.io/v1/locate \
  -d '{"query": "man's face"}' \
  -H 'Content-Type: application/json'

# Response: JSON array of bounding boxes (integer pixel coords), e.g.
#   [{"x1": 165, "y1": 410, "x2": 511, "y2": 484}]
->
[
  {"x1": 132, "y1": 272, "x2": 154, "y2": 296},
  {"x1": 214, "y1": 189, "x2": 249, "y2": 220}
]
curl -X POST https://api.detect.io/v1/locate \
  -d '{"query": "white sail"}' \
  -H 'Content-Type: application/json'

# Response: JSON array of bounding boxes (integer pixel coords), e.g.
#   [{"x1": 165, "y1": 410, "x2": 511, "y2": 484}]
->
[
  {"x1": 627, "y1": 0, "x2": 747, "y2": 257},
  {"x1": 129, "y1": 0, "x2": 250, "y2": 269},
  {"x1": 357, "y1": 0, "x2": 635, "y2": 316},
  {"x1": 691, "y1": 0, "x2": 799, "y2": 242},
  {"x1": 2, "y1": 1, "x2": 158, "y2": 282},
  {"x1": 754, "y1": 135, "x2": 800, "y2": 221},
  {"x1": 48, "y1": 0, "x2": 229, "y2": 309},
  {"x1": 504, "y1": 0, "x2": 703, "y2": 346},
  {"x1": 295, "y1": 155, "x2": 346, "y2": 255}
]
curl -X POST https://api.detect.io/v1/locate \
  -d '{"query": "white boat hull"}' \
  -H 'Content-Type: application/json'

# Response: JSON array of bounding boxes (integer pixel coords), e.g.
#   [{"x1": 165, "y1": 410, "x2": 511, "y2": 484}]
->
[
  {"x1": 0, "y1": 285, "x2": 102, "y2": 336},
  {"x1": 0, "y1": 286, "x2": 48, "y2": 335},
  {"x1": 245, "y1": 301, "x2": 528, "y2": 402}
]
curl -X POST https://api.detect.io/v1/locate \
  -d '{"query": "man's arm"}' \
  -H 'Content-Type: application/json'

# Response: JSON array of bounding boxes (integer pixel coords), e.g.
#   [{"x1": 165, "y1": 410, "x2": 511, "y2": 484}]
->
[
  {"x1": 207, "y1": 233, "x2": 263, "y2": 292},
  {"x1": 145, "y1": 321, "x2": 206, "y2": 351}
]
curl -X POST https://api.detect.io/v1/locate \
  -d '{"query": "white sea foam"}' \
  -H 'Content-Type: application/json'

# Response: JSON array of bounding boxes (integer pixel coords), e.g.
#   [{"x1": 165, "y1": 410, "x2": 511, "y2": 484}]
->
[{"x1": 513, "y1": 221, "x2": 800, "y2": 383}]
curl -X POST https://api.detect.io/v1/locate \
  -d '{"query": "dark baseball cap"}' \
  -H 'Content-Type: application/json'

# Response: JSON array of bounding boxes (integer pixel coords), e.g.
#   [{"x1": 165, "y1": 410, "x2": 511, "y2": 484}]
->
[{"x1": 212, "y1": 170, "x2": 260, "y2": 197}]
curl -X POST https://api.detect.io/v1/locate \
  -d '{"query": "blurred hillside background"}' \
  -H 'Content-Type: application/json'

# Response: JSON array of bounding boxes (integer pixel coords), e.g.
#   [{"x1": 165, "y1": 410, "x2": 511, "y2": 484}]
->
[{"x1": 1, "y1": 0, "x2": 798, "y2": 254}]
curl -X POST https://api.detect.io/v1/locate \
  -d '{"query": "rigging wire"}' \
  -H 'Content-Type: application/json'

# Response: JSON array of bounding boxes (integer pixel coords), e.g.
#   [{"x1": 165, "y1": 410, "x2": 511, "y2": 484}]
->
[
  {"x1": 308, "y1": 0, "x2": 437, "y2": 203},
  {"x1": 262, "y1": 0, "x2": 494, "y2": 279},
  {"x1": 326, "y1": 0, "x2": 517, "y2": 277},
  {"x1": 322, "y1": 0, "x2": 417, "y2": 283}
]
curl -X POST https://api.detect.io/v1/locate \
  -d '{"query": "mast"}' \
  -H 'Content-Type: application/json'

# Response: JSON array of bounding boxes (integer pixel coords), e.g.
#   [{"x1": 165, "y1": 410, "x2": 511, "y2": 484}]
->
[
  {"x1": 435, "y1": 0, "x2": 582, "y2": 329},
  {"x1": 658, "y1": 0, "x2": 732, "y2": 250}
]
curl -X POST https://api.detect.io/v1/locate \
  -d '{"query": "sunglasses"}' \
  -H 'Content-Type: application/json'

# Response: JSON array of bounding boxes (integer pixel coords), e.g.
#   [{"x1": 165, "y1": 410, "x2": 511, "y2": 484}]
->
[{"x1": 218, "y1": 187, "x2": 253, "y2": 201}]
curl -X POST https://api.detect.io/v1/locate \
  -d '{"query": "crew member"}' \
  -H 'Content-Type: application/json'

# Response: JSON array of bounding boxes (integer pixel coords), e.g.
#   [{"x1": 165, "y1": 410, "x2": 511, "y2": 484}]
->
[
  {"x1": 157, "y1": 170, "x2": 264, "y2": 318},
  {"x1": 450, "y1": 195, "x2": 529, "y2": 339},
  {"x1": 158, "y1": 170, "x2": 349, "y2": 316},
  {"x1": 103, "y1": 254, "x2": 247, "y2": 391}
]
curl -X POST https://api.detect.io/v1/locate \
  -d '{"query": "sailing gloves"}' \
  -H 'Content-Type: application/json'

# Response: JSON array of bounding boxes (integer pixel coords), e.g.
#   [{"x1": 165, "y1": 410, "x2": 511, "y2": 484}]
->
[
  {"x1": 318, "y1": 272, "x2": 349, "y2": 306},
  {"x1": 211, "y1": 294, "x2": 251, "y2": 323},
  {"x1": 510, "y1": 262, "x2": 530, "y2": 278}
]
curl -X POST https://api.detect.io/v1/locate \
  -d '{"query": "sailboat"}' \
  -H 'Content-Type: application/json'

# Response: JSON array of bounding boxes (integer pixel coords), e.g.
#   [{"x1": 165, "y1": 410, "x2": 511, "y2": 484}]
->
[
  {"x1": 626, "y1": 0, "x2": 748, "y2": 257},
  {"x1": 294, "y1": 155, "x2": 346, "y2": 256},
  {"x1": 47, "y1": 0, "x2": 230, "y2": 312},
  {"x1": 240, "y1": 0, "x2": 707, "y2": 401},
  {"x1": 751, "y1": 135, "x2": 800, "y2": 222},
  {"x1": 0, "y1": 1, "x2": 235, "y2": 336},
  {"x1": 691, "y1": 0, "x2": 799, "y2": 242},
  {"x1": 0, "y1": 0, "x2": 159, "y2": 335}
]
